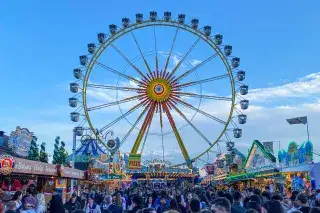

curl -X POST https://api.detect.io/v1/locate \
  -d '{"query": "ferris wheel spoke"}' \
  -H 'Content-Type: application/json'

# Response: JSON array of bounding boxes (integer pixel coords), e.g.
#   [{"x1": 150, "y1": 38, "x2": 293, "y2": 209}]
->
[
  {"x1": 120, "y1": 103, "x2": 151, "y2": 147},
  {"x1": 168, "y1": 38, "x2": 201, "y2": 80},
  {"x1": 159, "y1": 103, "x2": 165, "y2": 161},
  {"x1": 168, "y1": 101, "x2": 213, "y2": 147},
  {"x1": 99, "y1": 100, "x2": 146, "y2": 133},
  {"x1": 153, "y1": 26, "x2": 159, "y2": 72},
  {"x1": 140, "y1": 115, "x2": 152, "y2": 155},
  {"x1": 164, "y1": 27, "x2": 179, "y2": 73},
  {"x1": 161, "y1": 102, "x2": 191, "y2": 166},
  {"x1": 87, "y1": 94, "x2": 144, "y2": 111},
  {"x1": 96, "y1": 61, "x2": 144, "y2": 85},
  {"x1": 174, "y1": 92, "x2": 232, "y2": 101},
  {"x1": 87, "y1": 83, "x2": 143, "y2": 92},
  {"x1": 177, "y1": 74, "x2": 229, "y2": 88},
  {"x1": 172, "y1": 53, "x2": 218, "y2": 83},
  {"x1": 130, "y1": 102, "x2": 157, "y2": 154},
  {"x1": 131, "y1": 32, "x2": 152, "y2": 76},
  {"x1": 111, "y1": 44, "x2": 147, "y2": 80},
  {"x1": 173, "y1": 98, "x2": 227, "y2": 125}
]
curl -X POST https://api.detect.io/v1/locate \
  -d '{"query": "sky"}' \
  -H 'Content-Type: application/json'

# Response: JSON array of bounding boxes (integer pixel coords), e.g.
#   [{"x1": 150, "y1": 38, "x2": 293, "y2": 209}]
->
[{"x1": 0, "y1": 1, "x2": 320, "y2": 166}]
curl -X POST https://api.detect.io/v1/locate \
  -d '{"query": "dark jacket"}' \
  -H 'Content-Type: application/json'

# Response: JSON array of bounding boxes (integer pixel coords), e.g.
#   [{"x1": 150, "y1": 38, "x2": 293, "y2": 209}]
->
[
  {"x1": 178, "y1": 203, "x2": 187, "y2": 213},
  {"x1": 157, "y1": 203, "x2": 169, "y2": 213},
  {"x1": 129, "y1": 206, "x2": 142, "y2": 213},
  {"x1": 64, "y1": 199, "x2": 81, "y2": 213},
  {"x1": 48, "y1": 195, "x2": 65, "y2": 213},
  {"x1": 232, "y1": 201, "x2": 245, "y2": 213},
  {"x1": 108, "y1": 204, "x2": 123, "y2": 213}
]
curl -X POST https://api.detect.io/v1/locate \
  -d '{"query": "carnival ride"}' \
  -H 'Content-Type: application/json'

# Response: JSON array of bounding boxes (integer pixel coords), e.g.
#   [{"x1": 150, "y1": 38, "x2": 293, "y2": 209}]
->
[{"x1": 68, "y1": 11, "x2": 249, "y2": 168}]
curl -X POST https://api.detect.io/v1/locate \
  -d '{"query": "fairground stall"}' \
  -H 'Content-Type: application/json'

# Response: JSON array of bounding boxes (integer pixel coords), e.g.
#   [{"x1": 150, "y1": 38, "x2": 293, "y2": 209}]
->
[
  {"x1": 0, "y1": 127, "x2": 86, "y2": 204},
  {"x1": 278, "y1": 141, "x2": 313, "y2": 192}
]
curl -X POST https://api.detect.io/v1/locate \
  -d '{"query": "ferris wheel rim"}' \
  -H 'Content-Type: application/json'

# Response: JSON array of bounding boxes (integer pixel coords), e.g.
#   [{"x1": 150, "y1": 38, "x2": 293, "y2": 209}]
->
[{"x1": 82, "y1": 19, "x2": 236, "y2": 167}]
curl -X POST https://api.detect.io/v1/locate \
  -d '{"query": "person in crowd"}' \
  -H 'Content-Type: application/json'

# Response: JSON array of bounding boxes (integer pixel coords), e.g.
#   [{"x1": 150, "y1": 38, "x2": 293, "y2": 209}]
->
[
  {"x1": 295, "y1": 193, "x2": 310, "y2": 213},
  {"x1": 245, "y1": 202, "x2": 261, "y2": 213},
  {"x1": 101, "y1": 195, "x2": 112, "y2": 212},
  {"x1": 261, "y1": 191, "x2": 270, "y2": 204},
  {"x1": 108, "y1": 195, "x2": 123, "y2": 213},
  {"x1": 36, "y1": 188, "x2": 46, "y2": 213},
  {"x1": 168, "y1": 199, "x2": 181, "y2": 213},
  {"x1": 4, "y1": 201, "x2": 17, "y2": 213},
  {"x1": 12, "y1": 191, "x2": 22, "y2": 210},
  {"x1": 47, "y1": 191, "x2": 64, "y2": 213},
  {"x1": 211, "y1": 197, "x2": 231, "y2": 213},
  {"x1": 64, "y1": 192, "x2": 81, "y2": 213},
  {"x1": 233, "y1": 191, "x2": 245, "y2": 213},
  {"x1": 156, "y1": 196, "x2": 169, "y2": 213},
  {"x1": 244, "y1": 210, "x2": 259, "y2": 213},
  {"x1": 145, "y1": 196, "x2": 154, "y2": 208},
  {"x1": 129, "y1": 195, "x2": 143, "y2": 213},
  {"x1": 85, "y1": 196, "x2": 101, "y2": 213},
  {"x1": 310, "y1": 207, "x2": 320, "y2": 213},
  {"x1": 266, "y1": 200, "x2": 284, "y2": 213},
  {"x1": 189, "y1": 198, "x2": 201, "y2": 213},
  {"x1": 311, "y1": 194, "x2": 320, "y2": 207},
  {"x1": 176, "y1": 195, "x2": 187, "y2": 213}
]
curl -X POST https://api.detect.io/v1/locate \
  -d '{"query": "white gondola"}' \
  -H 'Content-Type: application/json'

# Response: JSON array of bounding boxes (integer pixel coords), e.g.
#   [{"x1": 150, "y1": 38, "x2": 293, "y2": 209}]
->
[
  {"x1": 164, "y1": 11, "x2": 171, "y2": 21},
  {"x1": 240, "y1": 85, "x2": 248, "y2": 95},
  {"x1": 240, "y1": 100, "x2": 249, "y2": 110},
  {"x1": 87, "y1": 43, "x2": 96, "y2": 54},
  {"x1": 73, "y1": 69, "x2": 82, "y2": 79},
  {"x1": 237, "y1": 70, "x2": 245, "y2": 81},
  {"x1": 136, "y1": 13, "x2": 143, "y2": 23},
  {"x1": 74, "y1": 127, "x2": 83, "y2": 136},
  {"x1": 232, "y1": 57, "x2": 240, "y2": 68},
  {"x1": 122, "y1": 18, "x2": 130, "y2": 28},
  {"x1": 109, "y1": 24, "x2": 117, "y2": 35},
  {"x1": 79, "y1": 55, "x2": 88, "y2": 66},
  {"x1": 150, "y1": 11, "x2": 157, "y2": 21},
  {"x1": 69, "y1": 97, "x2": 78, "y2": 108},
  {"x1": 70, "y1": 112, "x2": 80, "y2": 122},
  {"x1": 238, "y1": 114, "x2": 247, "y2": 124},
  {"x1": 178, "y1": 14, "x2": 186, "y2": 24},
  {"x1": 203, "y1": 26, "x2": 211, "y2": 36},
  {"x1": 97, "y1": 33, "x2": 106, "y2": 44},
  {"x1": 191, "y1": 18, "x2": 199, "y2": 29},
  {"x1": 224, "y1": 45, "x2": 232, "y2": 56},
  {"x1": 70, "y1": 83, "x2": 79, "y2": 93},
  {"x1": 233, "y1": 128, "x2": 242, "y2": 138},
  {"x1": 214, "y1": 34, "x2": 223, "y2": 45}
]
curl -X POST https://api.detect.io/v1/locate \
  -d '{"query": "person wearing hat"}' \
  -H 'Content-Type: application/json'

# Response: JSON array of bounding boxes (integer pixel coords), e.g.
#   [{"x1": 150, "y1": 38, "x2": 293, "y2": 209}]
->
[
  {"x1": 64, "y1": 192, "x2": 81, "y2": 213},
  {"x1": 85, "y1": 196, "x2": 101, "y2": 213}
]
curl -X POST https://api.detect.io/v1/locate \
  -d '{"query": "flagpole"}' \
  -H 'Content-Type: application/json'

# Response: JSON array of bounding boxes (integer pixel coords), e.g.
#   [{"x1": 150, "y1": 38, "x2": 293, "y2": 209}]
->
[{"x1": 306, "y1": 120, "x2": 310, "y2": 141}]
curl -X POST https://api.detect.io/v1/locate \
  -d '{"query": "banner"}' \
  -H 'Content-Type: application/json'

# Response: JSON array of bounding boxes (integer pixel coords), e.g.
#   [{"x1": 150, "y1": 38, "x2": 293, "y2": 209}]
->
[
  {"x1": 263, "y1": 142, "x2": 274, "y2": 154},
  {"x1": 128, "y1": 154, "x2": 141, "y2": 170},
  {"x1": 286, "y1": 116, "x2": 307, "y2": 125}
]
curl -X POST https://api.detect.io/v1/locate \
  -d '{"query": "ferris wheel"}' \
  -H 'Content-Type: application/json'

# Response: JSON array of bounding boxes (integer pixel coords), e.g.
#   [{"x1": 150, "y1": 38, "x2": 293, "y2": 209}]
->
[{"x1": 69, "y1": 11, "x2": 249, "y2": 168}]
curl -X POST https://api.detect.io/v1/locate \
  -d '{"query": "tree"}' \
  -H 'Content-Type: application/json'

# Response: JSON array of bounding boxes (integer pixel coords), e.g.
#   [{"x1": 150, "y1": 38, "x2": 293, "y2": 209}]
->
[
  {"x1": 59, "y1": 140, "x2": 68, "y2": 166},
  {"x1": 52, "y1": 136, "x2": 60, "y2": 164},
  {"x1": 39, "y1": 142, "x2": 49, "y2": 163},
  {"x1": 28, "y1": 136, "x2": 39, "y2": 161}
]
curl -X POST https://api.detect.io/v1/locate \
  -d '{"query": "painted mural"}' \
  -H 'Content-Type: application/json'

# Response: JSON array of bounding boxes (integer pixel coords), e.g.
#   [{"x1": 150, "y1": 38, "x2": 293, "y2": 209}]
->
[{"x1": 278, "y1": 141, "x2": 313, "y2": 168}]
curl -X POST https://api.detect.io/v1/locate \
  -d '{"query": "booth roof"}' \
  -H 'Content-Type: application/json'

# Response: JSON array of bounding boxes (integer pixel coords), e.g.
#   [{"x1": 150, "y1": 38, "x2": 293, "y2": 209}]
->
[{"x1": 280, "y1": 163, "x2": 310, "y2": 173}]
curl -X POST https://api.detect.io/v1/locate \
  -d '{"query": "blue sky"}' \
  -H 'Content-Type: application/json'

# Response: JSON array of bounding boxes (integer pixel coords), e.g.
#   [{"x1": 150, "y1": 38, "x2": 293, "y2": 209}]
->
[{"x1": 1, "y1": 1, "x2": 320, "y2": 165}]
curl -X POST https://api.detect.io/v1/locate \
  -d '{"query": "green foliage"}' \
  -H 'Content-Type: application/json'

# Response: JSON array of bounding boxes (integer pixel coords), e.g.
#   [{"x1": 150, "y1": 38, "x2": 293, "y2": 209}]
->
[
  {"x1": 39, "y1": 142, "x2": 49, "y2": 163},
  {"x1": 28, "y1": 136, "x2": 39, "y2": 161},
  {"x1": 52, "y1": 136, "x2": 60, "y2": 164},
  {"x1": 52, "y1": 136, "x2": 68, "y2": 165}
]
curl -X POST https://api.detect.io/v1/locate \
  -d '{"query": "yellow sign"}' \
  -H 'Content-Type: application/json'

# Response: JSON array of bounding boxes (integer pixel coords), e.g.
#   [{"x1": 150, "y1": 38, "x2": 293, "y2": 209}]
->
[{"x1": 128, "y1": 154, "x2": 141, "y2": 170}]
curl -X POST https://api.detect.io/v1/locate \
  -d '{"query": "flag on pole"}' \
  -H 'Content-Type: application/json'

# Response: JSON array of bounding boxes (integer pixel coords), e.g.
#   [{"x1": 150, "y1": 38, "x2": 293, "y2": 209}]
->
[{"x1": 286, "y1": 116, "x2": 308, "y2": 125}]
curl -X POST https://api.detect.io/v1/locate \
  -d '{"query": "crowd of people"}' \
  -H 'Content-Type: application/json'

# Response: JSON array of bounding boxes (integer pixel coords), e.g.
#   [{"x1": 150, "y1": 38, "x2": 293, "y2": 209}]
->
[{"x1": 2, "y1": 183, "x2": 320, "y2": 213}]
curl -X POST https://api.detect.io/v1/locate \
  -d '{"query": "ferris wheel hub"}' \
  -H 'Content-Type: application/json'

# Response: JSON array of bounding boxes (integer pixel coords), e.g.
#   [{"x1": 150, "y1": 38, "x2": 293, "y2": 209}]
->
[{"x1": 146, "y1": 76, "x2": 171, "y2": 102}]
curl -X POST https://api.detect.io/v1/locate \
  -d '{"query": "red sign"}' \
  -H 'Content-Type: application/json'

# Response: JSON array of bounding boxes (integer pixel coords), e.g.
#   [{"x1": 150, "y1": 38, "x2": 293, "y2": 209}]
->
[
  {"x1": 0, "y1": 155, "x2": 15, "y2": 175},
  {"x1": 13, "y1": 158, "x2": 57, "y2": 176}
]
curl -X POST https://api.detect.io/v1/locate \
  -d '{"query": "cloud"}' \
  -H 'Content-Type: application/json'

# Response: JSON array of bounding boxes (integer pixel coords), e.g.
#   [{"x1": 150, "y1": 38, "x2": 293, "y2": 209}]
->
[{"x1": 247, "y1": 72, "x2": 320, "y2": 102}]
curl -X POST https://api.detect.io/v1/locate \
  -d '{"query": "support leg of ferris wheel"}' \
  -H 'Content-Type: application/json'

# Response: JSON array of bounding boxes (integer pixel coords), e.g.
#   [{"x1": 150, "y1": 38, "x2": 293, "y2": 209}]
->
[
  {"x1": 130, "y1": 102, "x2": 157, "y2": 154},
  {"x1": 161, "y1": 102, "x2": 192, "y2": 168}
]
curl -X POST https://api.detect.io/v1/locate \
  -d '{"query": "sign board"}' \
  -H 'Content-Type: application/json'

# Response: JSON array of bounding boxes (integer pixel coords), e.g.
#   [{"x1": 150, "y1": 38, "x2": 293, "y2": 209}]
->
[
  {"x1": 0, "y1": 155, "x2": 15, "y2": 175},
  {"x1": 62, "y1": 167, "x2": 86, "y2": 179},
  {"x1": 13, "y1": 157, "x2": 57, "y2": 176},
  {"x1": 128, "y1": 154, "x2": 141, "y2": 170},
  {"x1": 9, "y1": 126, "x2": 32, "y2": 158},
  {"x1": 89, "y1": 167, "x2": 104, "y2": 175}
]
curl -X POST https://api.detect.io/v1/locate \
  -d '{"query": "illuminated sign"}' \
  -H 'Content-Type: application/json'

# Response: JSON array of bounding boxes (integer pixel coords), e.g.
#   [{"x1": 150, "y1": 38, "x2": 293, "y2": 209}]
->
[
  {"x1": 0, "y1": 155, "x2": 15, "y2": 175},
  {"x1": 128, "y1": 154, "x2": 141, "y2": 170}
]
